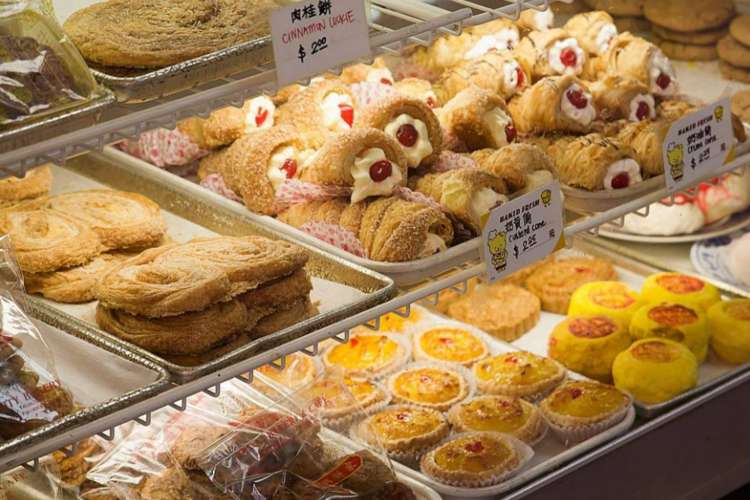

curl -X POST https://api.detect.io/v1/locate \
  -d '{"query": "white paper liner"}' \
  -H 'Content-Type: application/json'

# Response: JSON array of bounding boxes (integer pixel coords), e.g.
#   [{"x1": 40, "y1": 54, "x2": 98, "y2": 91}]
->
[
  {"x1": 541, "y1": 395, "x2": 633, "y2": 446},
  {"x1": 387, "y1": 360, "x2": 476, "y2": 412},
  {"x1": 321, "y1": 332, "x2": 412, "y2": 381},
  {"x1": 411, "y1": 320, "x2": 492, "y2": 367},
  {"x1": 321, "y1": 379, "x2": 393, "y2": 432},
  {"x1": 419, "y1": 431, "x2": 535, "y2": 488}
]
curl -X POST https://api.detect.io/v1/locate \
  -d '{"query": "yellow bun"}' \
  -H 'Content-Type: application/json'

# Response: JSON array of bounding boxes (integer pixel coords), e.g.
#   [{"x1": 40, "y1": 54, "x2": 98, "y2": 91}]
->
[
  {"x1": 568, "y1": 281, "x2": 641, "y2": 328},
  {"x1": 708, "y1": 299, "x2": 750, "y2": 364},
  {"x1": 641, "y1": 273, "x2": 721, "y2": 311},
  {"x1": 629, "y1": 302, "x2": 709, "y2": 363},
  {"x1": 612, "y1": 338, "x2": 698, "y2": 404},
  {"x1": 548, "y1": 315, "x2": 631, "y2": 383}
]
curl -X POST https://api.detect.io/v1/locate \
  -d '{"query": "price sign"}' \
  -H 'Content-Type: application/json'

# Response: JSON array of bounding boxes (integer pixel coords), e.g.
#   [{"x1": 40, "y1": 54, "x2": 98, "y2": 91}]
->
[
  {"x1": 481, "y1": 182, "x2": 564, "y2": 283},
  {"x1": 271, "y1": 0, "x2": 371, "y2": 86},
  {"x1": 663, "y1": 97, "x2": 734, "y2": 192}
]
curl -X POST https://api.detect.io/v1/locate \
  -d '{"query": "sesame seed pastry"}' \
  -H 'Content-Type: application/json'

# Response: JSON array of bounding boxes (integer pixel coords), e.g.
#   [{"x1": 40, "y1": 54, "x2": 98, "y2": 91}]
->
[
  {"x1": 434, "y1": 51, "x2": 530, "y2": 103},
  {"x1": 199, "y1": 96, "x2": 276, "y2": 149},
  {"x1": 439, "y1": 86, "x2": 517, "y2": 151},
  {"x1": 339, "y1": 58, "x2": 395, "y2": 86},
  {"x1": 514, "y1": 29, "x2": 587, "y2": 80}
]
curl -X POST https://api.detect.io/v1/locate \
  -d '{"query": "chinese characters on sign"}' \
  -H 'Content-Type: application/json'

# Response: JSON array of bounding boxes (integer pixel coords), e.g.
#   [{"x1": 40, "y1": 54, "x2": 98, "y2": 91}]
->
[
  {"x1": 481, "y1": 182, "x2": 564, "y2": 283},
  {"x1": 271, "y1": 0, "x2": 370, "y2": 86},
  {"x1": 663, "y1": 97, "x2": 734, "y2": 192}
]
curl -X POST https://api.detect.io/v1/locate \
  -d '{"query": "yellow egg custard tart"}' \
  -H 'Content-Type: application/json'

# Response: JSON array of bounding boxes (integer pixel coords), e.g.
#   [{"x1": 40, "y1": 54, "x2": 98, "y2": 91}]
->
[
  {"x1": 388, "y1": 363, "x2": 471, "y2": 411},
  {"x1": 255, "y1": 353, "x2": 319, "y2": 392},
  {"x1": 630, "y1": 302, "x2": 709, "y2": 363},
  {"x1": 322, "y1": 332, "x2": 408, "y2": 378},
  {"x1": 448, "y1": 395, "x2": 547, "y2": 446},
  {"x1": 413, "y1": 325, "x2": 489, "y2": 366},
  {"x1": 472, "y1": 351, "x2": 566, "y2": 401},
  {"x1": 709, "y1": 299, "x2": 750, "y2": 364},
  {"x1": 641, "y1": 273, "x2": 720, "y2": 311},
  {"x1": 568, "y1": 281, "x2": 641, "y2": 327}
]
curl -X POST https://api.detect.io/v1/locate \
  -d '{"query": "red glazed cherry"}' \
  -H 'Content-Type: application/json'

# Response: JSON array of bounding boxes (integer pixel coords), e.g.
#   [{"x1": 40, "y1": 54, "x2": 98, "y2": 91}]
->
[
  {"x1": 426, "y1": 96, "x2": 437, "y2": 108},
  {"x1": 281, "y1": 158, "x2": 298, "y2": 179},
  {"x1": 515, "y1": 66, "x2": 526, "y2": 88},
  {"x1": 569, "y1": 388, "x2": 583, "y2": 399},
  {"x1": 635, "y1": 101, "x2": 651, "y2": 121},
  {"x1": 438, "y1": 336, "x2": 452, "y2": 345},
  {"x1": 255, "y1": 108, "x2": 269, "y2": 127},
  {"x1": 380, "y1": 77, "x2": 393, "y2": 86},
  {"x1": 560, "y1": 47, "x2": 578, "y2": 68},
  {"x1": 566, "y1": 88, "x2": 588, "y2": 110},
  {"x1": 396, "y1": 413, "x2": 409, "y2": 421},
  {"x1": 465, "y1": 441, "x2": 484, "y2": 453},
  {"x1": 611, "y1": 172, "x2": 630, "y2": 189},
  {"x1": 396, "y1": 123, "x2": 418, "y2": 147},
  {"x1": 505, "y1": 124, "x2": 517, "y2": 144},
  {"x1": 369, "y1": 160, "x2": 393, "y2": 182},
  {"x1": 350, "y1": 338, "x2": 359, "y2": 347},
  {"x1": 505, "y1": 355, "x2": 518, "y2": 364},
  {"x1": 656, "y1": 73, "x2": 671, "y2": 90},
  {"x1": 339, "y1": 103, "x2": 354, "y2": 127}
]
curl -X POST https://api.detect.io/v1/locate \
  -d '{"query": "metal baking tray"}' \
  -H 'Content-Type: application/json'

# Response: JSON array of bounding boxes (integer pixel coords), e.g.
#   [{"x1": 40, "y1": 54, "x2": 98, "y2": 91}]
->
[
  {"x1": 510, "y1": 238, "x2": 750, "y2": 418},
  {"x1": 30, "y1": 159, "x2": 396, "y2": 383},
  {"x1": 0, "y1": 309, "x2": 170, "y2": 470},
  {"x1": 103, "y1": 147, "x2": 482, "y2": 287}
]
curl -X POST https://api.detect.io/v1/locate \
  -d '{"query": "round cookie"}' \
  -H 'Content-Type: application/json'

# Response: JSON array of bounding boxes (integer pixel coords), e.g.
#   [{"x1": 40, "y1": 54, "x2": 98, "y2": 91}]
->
[
  {"x1": 657, "y1": 39, "x2": 718, "y2": 61},
  {"x1": 718, "y1": 36, "x2": 750, "y2": 69},
  {"x1": 732, "y1": 91, "x2": 750, "y2": 123},
  {"x1": 730, "y1": 15, "x2": 750, "y2": 47},
  {"x1": 614, "y1": 16, "x2": 651, "y2": 34},
  {"x1": 644, "y1": 0, "x2": 735, "y2": 33},
  {"x1": 652, "y1": 24, "x2": 728, "y2": 45},
  {"x1": 584, "y1": 0, "x2": 644, "y2": 17},
  {"x1": 719, "y1": 61, "x2": 750, "y2": 84}
]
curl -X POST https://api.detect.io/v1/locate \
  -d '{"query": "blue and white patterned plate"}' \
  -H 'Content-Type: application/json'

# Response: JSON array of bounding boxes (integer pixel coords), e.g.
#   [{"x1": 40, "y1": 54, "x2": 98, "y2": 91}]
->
[{"x1": 691, "y1": 225, "x2": 750, "y2": 294}]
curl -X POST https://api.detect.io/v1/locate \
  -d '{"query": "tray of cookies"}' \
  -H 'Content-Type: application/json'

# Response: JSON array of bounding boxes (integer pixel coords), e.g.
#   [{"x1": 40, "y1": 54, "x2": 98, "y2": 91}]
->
[{"x1": 0, "y1": 158, "x2": 395, "y2": 383}]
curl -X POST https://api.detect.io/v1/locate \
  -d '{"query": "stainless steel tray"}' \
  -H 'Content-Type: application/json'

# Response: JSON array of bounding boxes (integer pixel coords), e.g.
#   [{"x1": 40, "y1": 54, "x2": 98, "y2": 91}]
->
[
  {"x1": 0, "y1": 307, "x2": 170, "y2": 470},
  {"x1": 32, "y1": 158, "x2": 395, "y2": 383},
  {"x1": 91, "y1": 37, "x2": 274, "y2": 103},
  {"x1": 511, "y1": 237, "x2": 750, "y2": 419}
]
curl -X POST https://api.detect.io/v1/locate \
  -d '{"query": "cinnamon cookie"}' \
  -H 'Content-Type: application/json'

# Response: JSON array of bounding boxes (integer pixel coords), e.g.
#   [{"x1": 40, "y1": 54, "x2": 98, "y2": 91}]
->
[
  {"x1": 718, "y1": 36, "x2": 750, "y2": 69},
  {"x1": 0, "y1": 165, "x2": 52, "y2": 208},
  {"x1": 652, "y1": 24, "x2": 728, "y2": 45},
  {"x1": 644, "y1": 0, "x2": 735, "y2": 32},
  {"x1": 584, "y1": 0, "x2": 644, "y2": 17},
  {"x1": 657, "y1": 39, "x2": 718, "y2": 61},
  {"x1": 719, "y1": 61, "x2": 750, "y2": 83},
  {"x1": 732, "y1": 91, "x2": 750, "y2": 123},
  {"x1": 730, "y1": 15, "x2": 750, "y2": 47}
]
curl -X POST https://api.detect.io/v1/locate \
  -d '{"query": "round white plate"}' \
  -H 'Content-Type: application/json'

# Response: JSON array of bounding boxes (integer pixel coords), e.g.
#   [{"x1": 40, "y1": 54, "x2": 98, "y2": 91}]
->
[
  {"x1": 598, "y1": 209, "x2": 750, "y2": 244},
  {"x1": 691, "y1": 226, "x2": 750, "y2": 294}
]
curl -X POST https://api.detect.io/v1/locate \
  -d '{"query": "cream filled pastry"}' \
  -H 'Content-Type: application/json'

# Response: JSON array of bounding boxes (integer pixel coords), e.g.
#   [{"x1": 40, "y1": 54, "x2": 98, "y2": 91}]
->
[
  {"x1": 394, "y1": 78, "x2": 439, "y2": 109},
  {"x1": 564, "y1": 11, "x2": 618, "y2": 56},
  {"x1": 351, "y1": 147, "x2": 405, "y2": 202},
  {"x1": 519, "y1": 8, "x2": 555, "y2": 32},
  {"x1": 621, "y1": 196, "x2": 705, "y2": 236},
  {"x1": 603, "y1": 34, "x2": 677, "y2": 97},
  {"x1": 516, "y1": 29, "x2": 586, "y2": 80},
  {"x1": 549, "y1": 38, "x2": 586, "y2": 75},
  {"x1": 439, "y1": 86, "x2": 516, "y2": 151},
  {"x1": 266, "y1": 145, "x2": 314, "y2": 189},
  {"x1": 509, "y1": 75, "x2": 596, "y2": 134},
  {"x1": 193, "y1": 96, "x2": 276, "y2": 149},
  {"x1": 464, "y1": 29, "x2": 520, "y2": 60},
  {"x1": 322, "y1": 92, "x2": 355, "y2": 132},
  {"x1": 434, "y1": 52, "x2": 529, "y2": 103},
  {"x1": 590, "y1": 75, "x2": 654, "y2": 122},
  {"x1": 340, "y1": 59, "x2": 395, "y2": 85},
  {"x1": 243, "y1": 95, "x2": 275, "y2": 131},
  {"x1": 560, "y1": 82, "x2": 597, "y2": 127}
]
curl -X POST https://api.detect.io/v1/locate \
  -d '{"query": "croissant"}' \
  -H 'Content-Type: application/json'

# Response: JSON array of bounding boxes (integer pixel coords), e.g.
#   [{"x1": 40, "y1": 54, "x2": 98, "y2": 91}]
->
[
  {"x1": 439, "y1": 86, "x2": 516, "y2": 151},
  {"x1": 470, "y1": 143, "x2": 556, "y2": 193},
  {"x1": 514, "y1": 29, "x2": 586, "y2": 80},
  {"x1": 410, "y1": 169, "x2": 507, "y2": 234},
  {"x1": 393, "y1": 78, "x2": 439, "y2": 109},
  {"x1": 354, "y1": 96, "x2": 442, "y2": 168},
  {"x1": 508, "y1": 75, "x2": 597, "y2": 134},
  {"x1": 590, "y1": 75, "x2": 655, "y2": 122},
  {"x1": 603, "y1": 33, "x2": 677, "y2": 97},
  {"x1": 275, "y1": 80, "x2": 356, "y2": 149},
  {"x1": 616, "y1": 119, "x2": 672, "y2": 177},
  {"x1": 278, "y1": 196, "x2": 454, "y2": 262},
  {"x1": 564, "y1": 11, "x2": 618, "y2": 56},
  {"x1": 434, "y1": 52, "x2": 529, "y2": 103},
  {"x1": 299, "y1": 128, "x2": 408, "y2": 203}
]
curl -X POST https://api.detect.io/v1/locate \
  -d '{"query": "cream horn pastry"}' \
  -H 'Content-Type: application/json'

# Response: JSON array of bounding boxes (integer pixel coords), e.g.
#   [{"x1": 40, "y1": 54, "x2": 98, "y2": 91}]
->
[
  {"x1": 175, "y1": 117, "x2": 211, "y2": 150},
  {"x1": 219, "y1": 125, "x2": 314, "y2": 215},
  {"x1": 434, "y1": 52, "x2": 529, "y2": 103},
  {"x1": 508, "y1": 75, "x2": 597, "y2": 134},
  {"x1": 439, "y1": 86, "x2": 517, "y2": 151},
  {"x1": 275, "y1": 80, "x2": 356, "y2": 149},
  {"x1": 340, "y1": 59, "x2": 395, "y2": 86},
  {"x1": 532, "y1": 133, "x2": 643, "y2": 191},
  {"x1": 354, "y1": 96, "x2": 442, "y2": 168},
  {"x1": 299, "y1": 128, "x2": 408, "y2": 203},
  {"x1": 590, "y1": 75, "x2": 655, "y2": 122},
  {"x1": 514, "y1": 29, "x2": 586, "y2": 80},
  {"x1": 603, "y1": 33, "x2": 678, "y2": 97},
  {"x1": 272, "y1": 83, "x2": 305, "y2": 106},
  {"x1": 616, "y1": 119, "x2": 672, "y2": 177},
  {"x1": 464, "y1": 18, "x2": 522, "y2": 59},
  {"x1": 410, "y1": 169, "x2": 508, "y2": 234},
  {"x1": 197, "y1": 147, "x2": 231, "y2": 181},
  {"x1": 517, "y1": 7, "x2": 555, "y2": 32},
  {"x1": 394, "y1": 78, "x2": 439, "y2": 109},
  {"x1": 200, "y1": 96, "x2": 276, "y2": 149},
  {"x1": 278, "y1": 197, "x2": 454, "y2": 261},
  {"x1": 564, "y1": 11, "x2": 618, "y2": 56},
  {"x1": 470, "y1": 143, "x2": 556, "y2": 194}
]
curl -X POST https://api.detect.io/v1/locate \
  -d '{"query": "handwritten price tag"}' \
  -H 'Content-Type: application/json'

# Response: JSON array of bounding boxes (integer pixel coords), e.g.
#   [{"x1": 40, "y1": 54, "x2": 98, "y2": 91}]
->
[
  {"x1": 663, "y1": 97, "x2": 734, "y2": 192},
  {"x1": 481, "y1": 182, "x2": 564, "y2": 283},
  {"x1": 271, "y1": 0, "x2": 371, "y2": 86}
]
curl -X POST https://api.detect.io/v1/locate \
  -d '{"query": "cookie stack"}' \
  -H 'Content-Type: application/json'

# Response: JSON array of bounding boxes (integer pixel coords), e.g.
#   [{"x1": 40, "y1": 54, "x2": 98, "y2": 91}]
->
[
  {"x1": 584, "y1": 0, "x2": 649, "y2": 33},
  {"x1": 645, "y1": 0, "x2": 736, "y2": 61},
  {"x1": 718, "y1": 16, "x2": 750, "y2": 83},
  {"x1": 94, "y1": 236, "x2": 313, "y2": 363}
]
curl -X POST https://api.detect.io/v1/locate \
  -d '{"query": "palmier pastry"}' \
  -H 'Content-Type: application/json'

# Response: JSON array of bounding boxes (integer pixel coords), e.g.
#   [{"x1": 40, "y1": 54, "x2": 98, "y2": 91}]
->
[
  {"x1": 514, "y1": 29, "x2": 586, "y2": 80},
  {"x1": 439, "y1": 86, "x2": 516, "y2": 151},
  {"x1": 275, "y1": 80, "x2": 355, "y2": 149},
  {"x1": 393, "y1": 78, "x2": 439, "y2": 109},
  {"x1": 470, "y1": 143, "x2": 556, "y2": 194},
  {"x1": 564, "y1": 11, "x2": 618, "y2": 56},
  {"x1": 603, "y1": 33, "x2": 678, "y2": 97},
  {"x1": 508, "y1": 75, "x2": 597, "y2": 134},
  {"x1": 199, "y1": 96, "x2": 276, "y2": 149},
  {"x1": 517, "y1": 7, "x2": 555, "y2": 32},
  {"x1": 590, "y1": 75, "x2": 655, "y2": 122},
  {"x1": 434, "y1": 52, "x2": 529, "y2": 103},
  {"x1": 410, "y1": 169, "x2": 507, "y2": 234},
  {"x1": 299, "y1": 128, "x2": 408, "y2": 203},
  {"x1": 615, "y1": 119, "x2": 672, "y2": 177},
  {"x1": 354, "y1": 96, "x2": 442, "y2": 168},
  {"x1": 0, "y1": 165, "x2": 52, "y2": 208}
]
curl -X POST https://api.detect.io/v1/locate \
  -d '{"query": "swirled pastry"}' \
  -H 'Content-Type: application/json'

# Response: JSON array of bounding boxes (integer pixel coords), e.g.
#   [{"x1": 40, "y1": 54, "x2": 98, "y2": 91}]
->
[
  {"x1": 435, "y1": 52, "x2": 529, "y2": 103},
  {"x1": 0, "y1": 165, "x2": 52, "y2": 208},
  {"x1": 252, "y1": 297, "x2": 317, "y2": 338},
  {"x1": 439, "y1": 86, "x2": 517, "y2": 151}
]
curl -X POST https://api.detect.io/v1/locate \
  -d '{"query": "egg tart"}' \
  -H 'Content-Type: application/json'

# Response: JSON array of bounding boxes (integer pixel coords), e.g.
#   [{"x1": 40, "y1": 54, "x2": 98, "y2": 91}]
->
[
  {"x1": 568, "y1": 281, "x2": 641, "y2": 327},
  {"x1": 388, "y1": 363, "x2": 471, "y2": 411},
  {"x1": 548, "y1": 315, "x2": 632, "y2": 383},
  {"x1": 540, "y1": 380, "x2": 631, "y2": 444},
  {"x1": 302, "y1": 375, "x2": 388, "y2": 429},
  {"x1": 354, "y1": 405, "x2": 450, "y2": 464},
  {"x1": 448, "y1": 395, "x2": 547, "y2": 446},
  {"x1": 413, "y1": 325, "x2": 489, "y2": 366},
  {"x1": 641, "y1": 273, "x2": 721, "y2": 311},
  {"x1": 709, "y1": 299, "x2": 750, "y2": 364},
  {"x1": 630, "y1": 302, "x2": 709, "y2": 363},
  {"x1": 255, "y1": 353, "x2": 319, "y2": 392},
  {"x1": 322, "y1": 333, "x2": 408, "y2": 378},
  {"x1": 472, "y1": 352, "x2": 566, "y2": 401},
  {"x1": 613, "y1": 338, "x2": 698, "y2": 404},
  {"x1": 526, "y1": 257, "x2": 618, "y2": 314},
  {"x1": 420, "y1": 432, "x2": 530, "y2": 487}
]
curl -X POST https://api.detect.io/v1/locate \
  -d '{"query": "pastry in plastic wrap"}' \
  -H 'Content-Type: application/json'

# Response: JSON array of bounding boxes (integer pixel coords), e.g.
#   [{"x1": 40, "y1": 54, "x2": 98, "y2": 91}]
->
[
  {"x1": 388, "y1": 364, "x2": 471, "y2": 412},
  {"x1": 589, "y1": 75, "x2": 655, "y2": 122},
  {"x1": 708, "y1": 299, "x2": 750, "y2": 364},
  {"x1": 299, "y1": 375, "x2": 388, "y2": 430},
  {"x1": 412, "y1": 325, "x2": 489, "y2": 366},
  {"x1": 472, "y1": 351, "x2": 566, "y2": 401},
  {"x1": 448, "y1": 395, "x2": 546, "y2": 446},
  {"x1": 0, "y1": 165, "x2": 52, "y2": 208},
  {"x1": 354, "y1": 96, "x2": 442, "y2": 168},
  {"x1": 470, "y1": 143, "x2": 556, "y2": 194},
  {"x1": 434, "y1": 52, "x2": 529, "y2": 103},
  {"x1": 394, "y1": 78, "x2": 439, "y2": 109},
  {"x1": 508, "y1": 75, "x2": 597, "y2": 134},
  {"x1": 612, "y1": 338, "x2": 698, "y2": 404},
  {"x1": 629, "y1": 302, "x2": 710, "y2": 363},
  {"x1": 564, "y1": 11, "x2": 619, "y2": 56},
  {"x1": 514, "y1": 29, "x2": 587, "y2": 80},
  {"x1": 568, "y1": 281, "x2": 642, "y2": 326},
  {"x1": 439, "y1": 86, "x2": 517, "y2": 151},
  {"x1": 603, "y1": 33, "x2": 678, "y2": 97},
  {"x1": 615, "y1": 118, "x2": 671, "y2": 177},
  {"x1": 640, "y1": 273, "x2": 721, "y2": 312}
]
